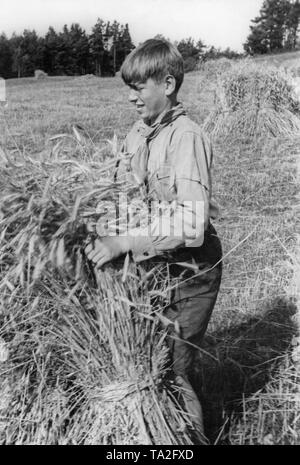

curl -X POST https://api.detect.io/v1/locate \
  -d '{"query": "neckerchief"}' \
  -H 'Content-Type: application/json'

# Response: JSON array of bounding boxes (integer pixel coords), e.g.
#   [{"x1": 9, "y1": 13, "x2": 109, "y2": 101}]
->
[
  {"x1": 114, "y1": 103, "x2": 186, "y2": 186},
  {"x1": 132, "y1": 102, "x2": 186, "y2": 185}
]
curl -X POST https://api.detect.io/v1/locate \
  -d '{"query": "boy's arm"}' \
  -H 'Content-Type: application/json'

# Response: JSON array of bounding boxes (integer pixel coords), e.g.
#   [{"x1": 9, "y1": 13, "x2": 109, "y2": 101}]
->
[
  {"x1": 127, "y1": 131, "x2": 212, "y2": 262},
  {"x1": 114, "y1": 122, "x2": 146, "y2": 186},
  {"x1": 85, "y1": 131, "x2": 213, "y2": 268},
  {"x1": 114, "y1": 137, "x2": 134, "y2": 185}
]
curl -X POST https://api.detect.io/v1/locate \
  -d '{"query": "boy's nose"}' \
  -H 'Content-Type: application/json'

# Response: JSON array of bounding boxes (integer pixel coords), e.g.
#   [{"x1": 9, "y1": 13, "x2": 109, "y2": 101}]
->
[{"x1": 128, "y1": 89, "x2": 138, "y2": 103}]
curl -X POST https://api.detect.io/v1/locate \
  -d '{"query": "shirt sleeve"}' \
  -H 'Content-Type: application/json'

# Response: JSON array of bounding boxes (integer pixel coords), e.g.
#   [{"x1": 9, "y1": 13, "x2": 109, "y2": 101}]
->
[
  {"x1": 114, "y1": 125, "x2": 147, "y2": 187},
  {"x1": 113, "y1": 137, "x2": 133, "y2": 184},
  {"x1": 126, "y1": 131, "x2": 212, "y2": 262}
]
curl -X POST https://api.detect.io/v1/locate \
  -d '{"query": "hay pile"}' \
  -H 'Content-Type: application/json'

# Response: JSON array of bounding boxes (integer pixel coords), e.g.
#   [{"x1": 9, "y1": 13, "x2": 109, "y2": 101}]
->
[
  {"x1": 34, "y1": 70, "x2": 48, "y2": 80},
  {"x1": 74, "y1": 74, "x2": 99, "y2": 83},
  {"x1": 198, "y1": 57, "x2": 233, "y2": 81},
  {"x1": 203, "y1": 61, "x2": 300, "y2": 138},
  {"x1": 0, "y1": 143, "x2": 194, "y2": 444}
]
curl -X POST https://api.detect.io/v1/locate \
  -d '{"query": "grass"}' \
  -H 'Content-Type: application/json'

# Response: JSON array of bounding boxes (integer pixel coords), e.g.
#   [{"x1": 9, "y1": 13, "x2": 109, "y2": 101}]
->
[
  {"x1": 1, "y1": 72, "x2": 209, "y2": 153},
  {"x1": 199, "y1": 133, "x2": 299, "y2": 444},
  {"x1": 253, "y1": 49, "x2": 300, "y2": 67},
  {"x1": 0, "y1": 57, "x2": 299, "y2": 444}
]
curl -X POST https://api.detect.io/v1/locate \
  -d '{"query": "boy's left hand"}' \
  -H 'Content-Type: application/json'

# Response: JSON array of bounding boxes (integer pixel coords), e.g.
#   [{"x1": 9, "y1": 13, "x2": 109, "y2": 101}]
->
[{"x1": 85, "y1": 236, "x2": 130, "y2": 269}]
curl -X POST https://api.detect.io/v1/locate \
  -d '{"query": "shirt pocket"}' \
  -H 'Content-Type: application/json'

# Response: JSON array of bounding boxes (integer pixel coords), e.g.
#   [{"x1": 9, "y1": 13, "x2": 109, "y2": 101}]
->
[{"x1": 152, "y1": 163, "x2": 176, "y2": 202}]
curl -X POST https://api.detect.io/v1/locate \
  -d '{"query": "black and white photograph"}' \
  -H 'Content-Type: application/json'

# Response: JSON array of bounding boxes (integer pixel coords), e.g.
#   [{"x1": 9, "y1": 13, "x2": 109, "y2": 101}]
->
[{"x1": 0, "y1": 0, "x2": 299, "y2": 449}]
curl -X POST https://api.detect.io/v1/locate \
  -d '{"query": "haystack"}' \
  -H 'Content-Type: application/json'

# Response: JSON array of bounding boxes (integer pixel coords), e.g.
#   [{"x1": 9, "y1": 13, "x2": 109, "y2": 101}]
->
[
  {"x1": 34, "y1": 69, "x2": 48, "y2": 79},
  {"x1": 203, "y1": 61, "x2": 300, "y2": 138},
  {"x1": 74, "y1": 74, "x2": 99, "y2": 83},
  {"x1": 198, "y1": 57, "x2": 233, "y2": 80},
  {"x1": 0, "y1": 139, "x2": 194, "y2": 444}
]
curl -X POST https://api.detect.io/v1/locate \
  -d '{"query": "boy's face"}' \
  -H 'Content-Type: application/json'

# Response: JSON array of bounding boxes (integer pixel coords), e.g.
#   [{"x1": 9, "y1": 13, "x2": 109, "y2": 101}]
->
[{"x1": 127, "y1": 78, "x2": 170, "y2": 124}]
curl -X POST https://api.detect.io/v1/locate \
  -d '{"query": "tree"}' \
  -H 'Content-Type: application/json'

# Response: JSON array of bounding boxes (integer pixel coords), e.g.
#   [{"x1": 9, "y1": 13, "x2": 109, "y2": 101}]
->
[
  {"x1": 8, "y1": 29, "x2": 44, "y2": 77},
  {"x1": 10, "y1": 33, "x2": 23, "y2": 77},
  {"x1": 200, "y1": 45, "x2": 242, "y2": 61},
  {"x1": 68, "y1": 23, "x2": 90, "y2": 74},
  {"x1": 153, "y1": 34, "x2": 170, "y2": 42},
  {"x1": 244, "y1": 0, "x2": 300, "y2": 54},
  {"x1": 89, "y1": 19, "x2": 134, "y2": 76},
  {"x1": 0, "y1": 33, "x2": 13, "y2": 78},
  {"x1": 108, "y1": 20, "x2": 122, "y2": 75},
  {"x1": 1, "y1": 18, "x2": 134, "y2": 78},
  {"x1": 244, "y1": 24, "x2": 269, "y2": 54},
  {"x1": 20, "y1": 29, "x2": 44, "y2": 76},
  {"x1": 115, "y1": 23, "x2": 134, "y2": 72},
  {"x1": 285, "y1": 0, "x2": 300, "y2": 49},
  {"x1": 177, "y1": 38, "x2": 204, "y2": 72},
  {"x1": 44, "y1": 27, "x2": 60, "y2": 75},
  {"x1": 89, "y1": 18, "x2": 106, "y2": 76},
  {"x1": 56, "y1": 25, "x2": 73, "y2": 75}
]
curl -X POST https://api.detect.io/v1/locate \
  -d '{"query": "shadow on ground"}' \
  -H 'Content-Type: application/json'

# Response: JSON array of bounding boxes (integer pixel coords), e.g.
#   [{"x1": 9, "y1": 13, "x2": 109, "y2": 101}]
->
[{"x1": 194, "y1": 296, "x2": 298, "y2": 444}]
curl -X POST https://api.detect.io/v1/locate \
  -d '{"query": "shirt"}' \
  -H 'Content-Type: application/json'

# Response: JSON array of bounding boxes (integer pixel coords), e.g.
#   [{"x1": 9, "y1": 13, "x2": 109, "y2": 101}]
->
[{"x1": 116, "y1": 107, "x2": 219, "y2": 262}]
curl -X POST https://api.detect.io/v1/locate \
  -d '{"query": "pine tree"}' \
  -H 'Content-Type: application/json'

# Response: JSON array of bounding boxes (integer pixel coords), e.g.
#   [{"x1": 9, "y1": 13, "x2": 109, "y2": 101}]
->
[
  {"x1": 44, "y1": 27, "x2": 60, "y2": 75},
  {"x1": 177, "y1": 38, "x2": 202, "y2": 72},
  {"x1": 0, "y1": 34, "x2": 13, "y2": 78},
  {"x1": 10, "y1": 33, "x2": 22, "y2": 78},
  {"x1": 69, "y1": 23, "x2": 90, "y2": 74},
  {"x1": 9, "y1": 31, "x2": 43, "y2": 77},
  {"x1": 56, "y1": 25, "x2": 73, "y2": 75},
  {"x1": 12, "y1": 29, "x2": 44, "y2": 77},
  {"x1": 244, "y1": 0, "x2": 300, "y2": 54},
  {"x1": 116, "y1": 23, "x2": 134, "y2": 71},
  {"x1": 2, "y1": 18, "x2": 134, "y2": 78},
  {"x1": 285, "y1": 0, "x2": 300, "y2": 49},
  {"x1": 89, "y1": 18, "x2": 105, "y2": 76}
]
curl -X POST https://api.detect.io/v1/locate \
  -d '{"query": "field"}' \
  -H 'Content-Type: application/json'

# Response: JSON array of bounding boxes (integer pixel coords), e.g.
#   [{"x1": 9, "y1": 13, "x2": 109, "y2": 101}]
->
[
  {"x1": 0, "y1": 58, "x2": 299, "y2": 444},
  {"x1": 253, "y1": 49, "x2": 300, "y2": 68}
]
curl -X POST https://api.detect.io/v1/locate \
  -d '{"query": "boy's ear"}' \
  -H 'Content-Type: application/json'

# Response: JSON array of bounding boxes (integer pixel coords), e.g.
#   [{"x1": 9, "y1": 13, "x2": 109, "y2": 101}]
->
[{"x1": 164, "y1": 75, "x2": 176, "y2": 96}]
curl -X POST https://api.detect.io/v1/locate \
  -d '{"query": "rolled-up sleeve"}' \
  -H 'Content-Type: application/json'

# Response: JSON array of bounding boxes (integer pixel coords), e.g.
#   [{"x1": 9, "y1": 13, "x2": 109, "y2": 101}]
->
[{"x1": 127, "y1": 131, "x2": 212, "y2": 261}]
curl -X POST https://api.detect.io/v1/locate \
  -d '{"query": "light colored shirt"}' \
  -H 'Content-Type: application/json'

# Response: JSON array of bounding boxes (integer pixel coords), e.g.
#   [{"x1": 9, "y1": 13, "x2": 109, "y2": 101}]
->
[{"x1": 117, "y1": 111, "x2": 219, "y2": 262}]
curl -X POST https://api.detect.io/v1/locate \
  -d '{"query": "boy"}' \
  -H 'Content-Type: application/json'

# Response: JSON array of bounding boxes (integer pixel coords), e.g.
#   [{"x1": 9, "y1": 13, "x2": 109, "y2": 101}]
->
[{"x1": 85, "y1": 39, "x2": 222, "y2": 444}]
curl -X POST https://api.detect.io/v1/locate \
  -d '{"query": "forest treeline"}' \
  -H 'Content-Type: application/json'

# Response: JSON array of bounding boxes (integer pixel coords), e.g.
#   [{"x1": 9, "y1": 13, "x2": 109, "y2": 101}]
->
[
  {"x1": 0, "y1": 19, "x2": 134, "y2": 79},
  {"x1": 244, "y1": 0, "x2": 300, "y2": 54},
  {"x1": 0, "y1": 19, "x2": 242, "y2": 79},
  {"x1": 1, "y1": 1, "x2": 299, "y2": 80}
]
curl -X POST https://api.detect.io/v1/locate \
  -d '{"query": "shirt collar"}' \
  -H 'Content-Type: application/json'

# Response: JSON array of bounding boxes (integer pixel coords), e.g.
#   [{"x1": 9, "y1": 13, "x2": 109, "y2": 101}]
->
[{"x1": 137, "y1": 102, "x2": 185, "y2": 137}]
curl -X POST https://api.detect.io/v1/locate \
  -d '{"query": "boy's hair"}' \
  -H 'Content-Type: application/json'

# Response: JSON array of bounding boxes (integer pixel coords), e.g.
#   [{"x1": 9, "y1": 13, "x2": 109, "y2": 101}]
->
[{"x1": 121, "y1": 39, "x2": 184, "y2": 92}]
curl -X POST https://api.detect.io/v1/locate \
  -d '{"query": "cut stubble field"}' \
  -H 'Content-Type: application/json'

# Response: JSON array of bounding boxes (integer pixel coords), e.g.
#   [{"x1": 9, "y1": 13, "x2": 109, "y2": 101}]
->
[{"x1": 0, "y1": 68, "x2": 299, "y2": 444}]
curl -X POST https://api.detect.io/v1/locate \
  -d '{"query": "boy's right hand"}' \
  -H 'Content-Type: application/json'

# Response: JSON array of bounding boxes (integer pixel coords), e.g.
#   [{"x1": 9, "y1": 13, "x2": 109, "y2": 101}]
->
[{"x1": 85, "y1": 236, "x2": 131, "y2": 270}]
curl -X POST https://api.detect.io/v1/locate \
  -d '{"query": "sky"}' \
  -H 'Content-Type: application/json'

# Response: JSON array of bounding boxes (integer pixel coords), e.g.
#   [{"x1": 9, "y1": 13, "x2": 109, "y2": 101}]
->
[{"x1": 0, "y1": 0, "x2": 263, "y2": 52}]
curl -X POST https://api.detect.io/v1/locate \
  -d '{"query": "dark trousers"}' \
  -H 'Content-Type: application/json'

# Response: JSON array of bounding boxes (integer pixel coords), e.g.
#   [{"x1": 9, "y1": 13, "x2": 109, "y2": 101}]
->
[
  {"x1": 143, "y1": 223, "x2": 222, "y2": 378},
  {"x1": 152, "y1": 224, "x2": 222, "y2": 442},
  {"x1": 137, "y1": 224, "x2": 222, "y2": 442},
  {"x1": 164, "y1": 224, "x2": 222, "y2": 379}
]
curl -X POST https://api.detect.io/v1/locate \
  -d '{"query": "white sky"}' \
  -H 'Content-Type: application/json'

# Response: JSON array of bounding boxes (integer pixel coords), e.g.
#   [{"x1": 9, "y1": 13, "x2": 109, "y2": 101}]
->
[{"x1": 1, "y1": 0, "x2": 263, "y2": 52}]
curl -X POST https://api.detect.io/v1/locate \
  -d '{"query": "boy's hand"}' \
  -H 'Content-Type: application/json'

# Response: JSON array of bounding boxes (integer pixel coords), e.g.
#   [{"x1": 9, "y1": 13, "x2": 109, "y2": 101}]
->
[{"x1": 85, "y1": 236, "x2": 131, "y2": 269}]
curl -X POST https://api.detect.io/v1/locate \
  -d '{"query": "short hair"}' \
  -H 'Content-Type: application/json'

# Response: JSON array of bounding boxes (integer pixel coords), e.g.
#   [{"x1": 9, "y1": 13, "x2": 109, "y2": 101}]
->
[{"x1": 121, "y1": 39, "x2": 184, "y2": 92}]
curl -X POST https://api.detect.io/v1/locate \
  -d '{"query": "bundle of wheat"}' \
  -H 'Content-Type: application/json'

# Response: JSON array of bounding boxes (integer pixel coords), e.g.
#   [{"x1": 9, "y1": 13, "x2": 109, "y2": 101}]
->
[
  {"x1": 0, "y1": 142, "x2": 194, "y2": 444},
  {"x1": 203, "y1": 61, "x2": 300, "y2": 139},
  {"x1": 0, "y1": 145, "x2": 137, "y2": 289},
  {"x1": 0, "y1": 265, "x2": 193, "y2": 444}
]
